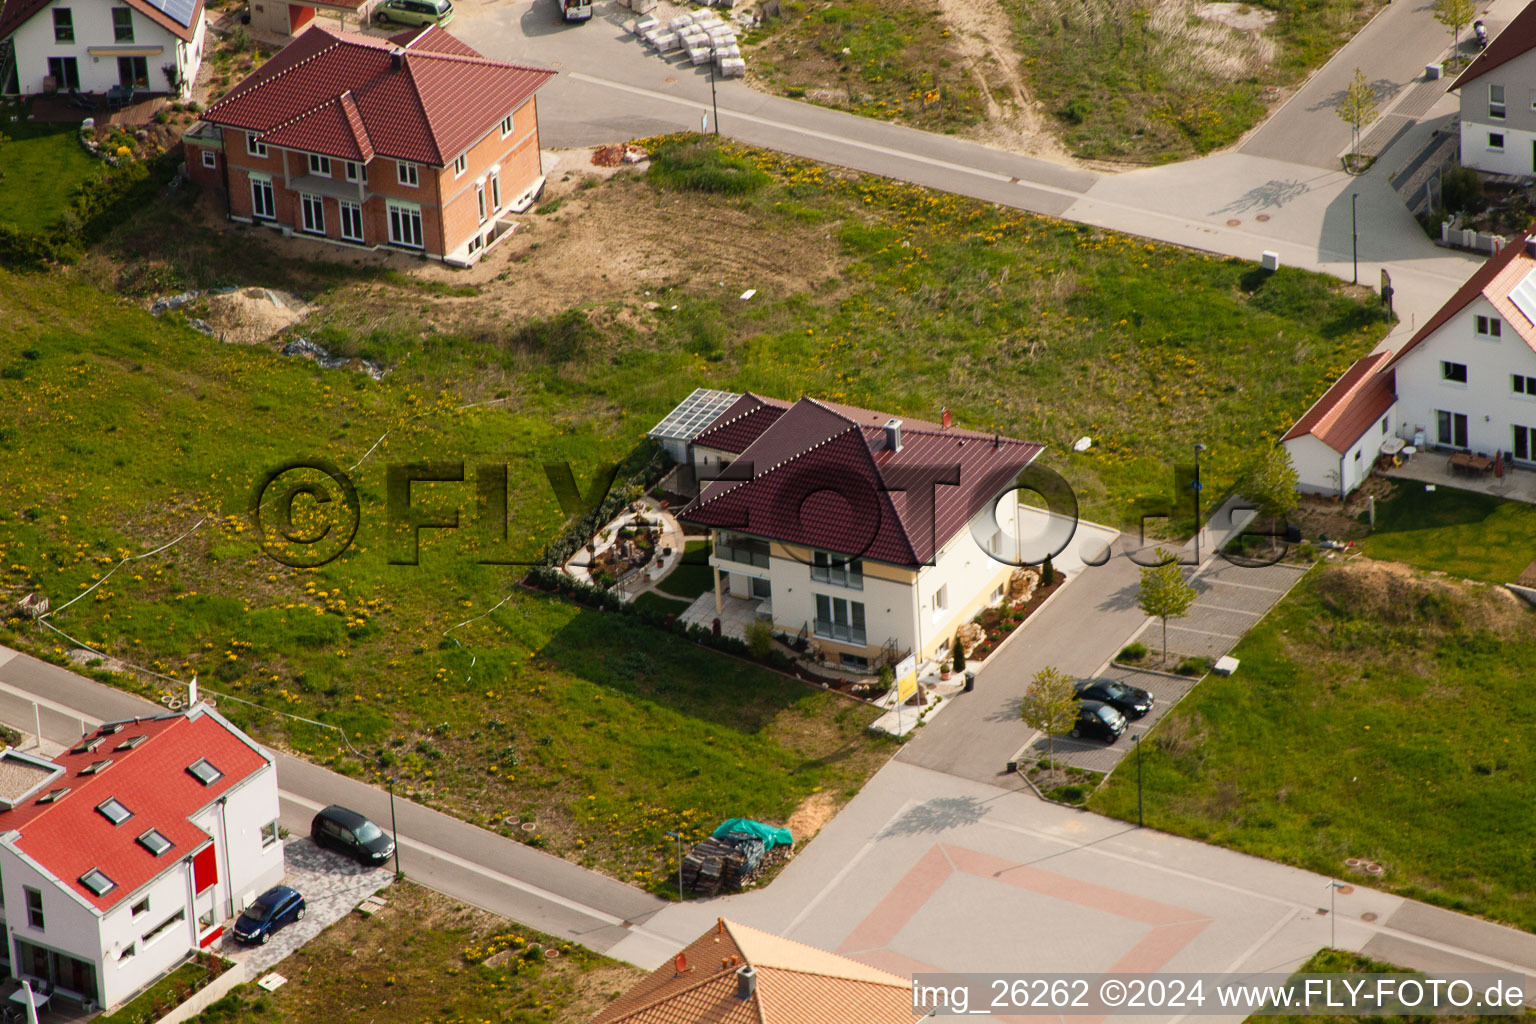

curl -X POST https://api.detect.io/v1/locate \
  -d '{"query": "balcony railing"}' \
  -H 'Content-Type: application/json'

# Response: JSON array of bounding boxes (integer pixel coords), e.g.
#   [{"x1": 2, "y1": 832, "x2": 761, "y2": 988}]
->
[
  {"x1": 810, "y1": 563, "x2": 862, "y2": 590},
  {"x1": 814, "y1": 618, "x2": 866, "y2": 646},
  {"x1": 716, "y1": 539, "x2": 771, "y2": 569}
]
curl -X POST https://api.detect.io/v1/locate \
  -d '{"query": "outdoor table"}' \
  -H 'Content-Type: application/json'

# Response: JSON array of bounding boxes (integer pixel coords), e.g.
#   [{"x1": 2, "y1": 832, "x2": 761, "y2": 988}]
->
[
  {"x1": 8, "y1": 987, "x2": 49, "y2": 1013},
  {"x1": 1379, "y1": 437, "x2": 1405, "y2": 456},
  {"x1": 1449, "y1": 452, "x2": 1493, "y2": 475}
]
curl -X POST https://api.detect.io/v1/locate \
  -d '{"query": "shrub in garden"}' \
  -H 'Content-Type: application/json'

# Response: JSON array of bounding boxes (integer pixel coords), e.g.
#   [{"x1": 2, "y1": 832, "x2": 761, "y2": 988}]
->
[
  {"x1": 744, "y1": 618, "x2": 775, "y2": 658},
  {"x1": 1118, "y1": 642, "x2": 1148, "y2": 662}
]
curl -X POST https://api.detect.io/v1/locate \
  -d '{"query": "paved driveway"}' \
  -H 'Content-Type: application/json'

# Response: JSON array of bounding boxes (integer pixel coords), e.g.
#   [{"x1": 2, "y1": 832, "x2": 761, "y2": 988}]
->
[
  {"x1": 1131, "y1": 560, "x2": 1308, "y2": 662},
  {"x1": 215, "y1": 838, "x2": 392, "y2": 976},
  {"x1": 1018, "y1": 666, "x2": 1198, "y2": 774}
]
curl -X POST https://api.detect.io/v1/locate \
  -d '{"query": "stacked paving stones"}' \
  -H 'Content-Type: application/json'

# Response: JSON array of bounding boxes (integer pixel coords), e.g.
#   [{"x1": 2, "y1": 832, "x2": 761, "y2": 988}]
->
[{"x1": 638, "y1": 8, "x2": 745, "y2": 77}]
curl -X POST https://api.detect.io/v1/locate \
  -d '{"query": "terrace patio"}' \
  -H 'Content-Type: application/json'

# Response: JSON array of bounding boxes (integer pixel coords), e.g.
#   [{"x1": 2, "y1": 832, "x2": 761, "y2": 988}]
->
[{"x1": 1383, "y1": 449, "x2": 1536, "y2": 504}]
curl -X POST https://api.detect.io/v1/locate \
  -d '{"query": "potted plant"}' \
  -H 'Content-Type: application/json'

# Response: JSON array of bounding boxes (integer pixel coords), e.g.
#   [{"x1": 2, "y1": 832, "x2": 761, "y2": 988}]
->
[{"x1": 940, "y1": 644, "x2": 953, "y2": 681}]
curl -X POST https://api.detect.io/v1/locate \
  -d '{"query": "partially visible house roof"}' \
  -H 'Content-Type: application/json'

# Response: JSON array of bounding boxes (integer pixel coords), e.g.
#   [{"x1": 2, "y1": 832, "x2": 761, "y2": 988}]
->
[
  {"x1": 679, "y1": 396, "x2": 1043, "y2": 566},
  {"x1": 201, "y1": 26, "x2": 554, "y2": 165},
  {"x1": 1282, "y1": 352, "x2": 1396, "y2": 454},
  {"x1": 0, "y1": 706, "x2": 269, "y2": 913},
  {"x1": 1385, "y1": 232, "x2": 1536, "y2": 369},
  {"x1": 1451, "y1": 4, "x2": 1536, "y2": 90},
  {"x1": 1, "y1": 0, "x2": 203, "y2": 43},
  {"x1": 690, "y1": 392, "x2": 968, "y2": 454},
  {"x1": 590, "y1": 918, "x2": 911, "y2": 1024}
]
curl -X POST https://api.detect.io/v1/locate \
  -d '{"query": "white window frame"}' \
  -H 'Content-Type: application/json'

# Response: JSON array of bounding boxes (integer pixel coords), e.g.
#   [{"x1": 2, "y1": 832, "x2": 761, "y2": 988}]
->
[
  {"x1": 489, "y1": 169, "x2": 500, "y2": 211},
  {"x1": 246, "y1": 134, "x2": 268, "y2": 159},
  {"x1": 300, "y1": 192, "x2": 325, "y2": 235},
  {"x1": 934, "y1": 584, "x2": 949, "y2": 611},
  {"x1": 1490, "y1": 83, "x2": 1506, "y2": 119},
  {"x1": 344, "y1": 161, "x2": 361, "y2": 183},
  {"x1": 307, "y1": 153, "x2": 331, "y2": 176},
  {"x1": 339, "y1": 200, "x2": 364, "y2": 243},
  {"x1": 261, "y1": 821, "x2": 279, "y2": 848},
  {"x1": 453, "y1": 153, "x2": 467, "y2": 177},
  {"x1": 250, "y1": 175, "x2": 276, "y2": 221},
  {"x1": 499, "y1": 112, "x2": 514, "y2": 137},
  {"x1": 1476, "y1": 314, "x2": 1502, "y2": 338},
  {"x1": 387, "y1": 201, "x2": 424, "y2": 249},
  {"x1": 1489, "y1": 131, "x2": 1505, "y2": 152},
  {"x1": 200, "y1": 149, "x2": 216, "y2": 170},
  {"x1": 1514, "y1": 374, "x2": 1536, "y2": 396},
  {"x1": 397, "y1": 161, "x2": 418, "y2": 187},
  {"x1": 1441, "y1": 360, "x2": 1468, "y2": 384},
  {"x1": 476, "y1": 181, "x2": 486, "y2": 224}
]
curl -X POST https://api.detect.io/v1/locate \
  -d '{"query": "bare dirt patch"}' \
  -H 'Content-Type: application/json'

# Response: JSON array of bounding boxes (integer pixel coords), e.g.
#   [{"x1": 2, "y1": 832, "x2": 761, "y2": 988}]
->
[
  {"x1": 1291, "y1": 474, "x2": 1397, "y2": 543},
  {"x1": 784, "y1": 789, "x2": 838, "y2": 841},
  {"x1": 1195, "y1": 2, "x2": 1278, "y2": 32}
]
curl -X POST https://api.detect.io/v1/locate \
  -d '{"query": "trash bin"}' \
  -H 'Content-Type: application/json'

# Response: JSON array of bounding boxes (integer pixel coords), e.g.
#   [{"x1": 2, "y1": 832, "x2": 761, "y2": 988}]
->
[
  {"x1": 1284, "y1": 523, "x2": 1302, "y2": 543},
  {"x1": 963, "y1": 671, "x2": 975, "y2": 692}
]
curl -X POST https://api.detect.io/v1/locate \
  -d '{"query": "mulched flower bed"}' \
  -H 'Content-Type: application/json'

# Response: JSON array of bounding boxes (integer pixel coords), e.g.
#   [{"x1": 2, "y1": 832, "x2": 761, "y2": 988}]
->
[{"x1": 968, "y1": 569, "x2": 1062, "y2": 660}]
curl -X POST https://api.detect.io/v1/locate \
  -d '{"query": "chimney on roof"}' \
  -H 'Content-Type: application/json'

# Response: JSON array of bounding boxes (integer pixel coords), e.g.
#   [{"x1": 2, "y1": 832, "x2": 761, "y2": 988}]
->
[
  {"x1": 941, "y1": 408, "x2": 952, "y2": 429},
  {"x1": 390, "y1": 47, "x2": 406, "y2": 69},
  {"x1": 736, "y1": 965, "x2": 757, "y2": 1000},
  {"x1": 884, "y1": 418, "x2": 903, "y2": 452},
  {"x1": 1526, "y1": 237, "x2": 1536, "y2": 259}
]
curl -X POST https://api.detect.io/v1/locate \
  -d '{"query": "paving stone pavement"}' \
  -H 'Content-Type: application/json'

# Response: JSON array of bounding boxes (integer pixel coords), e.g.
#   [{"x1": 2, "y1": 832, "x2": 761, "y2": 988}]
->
[
  {"x1": 215, "y1": 837, "x2": 393, "y2": 976},
  {"x1": 1133, "y1": 560, "x2": 1309, "y2": 661},
  {"x1": 1018, "y1": 666, "x2": 1199, "y2": 774}
]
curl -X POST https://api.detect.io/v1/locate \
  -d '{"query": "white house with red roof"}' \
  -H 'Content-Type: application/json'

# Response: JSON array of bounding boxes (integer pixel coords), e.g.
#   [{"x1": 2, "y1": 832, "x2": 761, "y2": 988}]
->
[
  {"x1": 661, "y1": 392, "x2": 1044, "y2": 672},
  {"x1": 0, "y1": 0, "x2": 205, "y2": 97},
  {"x1": 1449, "y1": 3, "x2": 1536, "y2": 176},
  {"x1": 1283, "y1": 232, "x2": 1536, "y2": 494},
  {"x1": 183, "y1": 25, "x2": 553, "y2": 267},
  {"x1": 0, "y1": 703, "x2": 282, "y2": 1012}
]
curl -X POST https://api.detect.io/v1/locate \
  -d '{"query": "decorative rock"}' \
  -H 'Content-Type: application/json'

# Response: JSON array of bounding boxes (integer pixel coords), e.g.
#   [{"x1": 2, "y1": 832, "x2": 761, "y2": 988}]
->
[
  {"x1": 956, "y1": 621, "x2": 985, "y2": 656},
  {"x1": 1007, "y1": 566, "x2": 1040, "y2": 605}
]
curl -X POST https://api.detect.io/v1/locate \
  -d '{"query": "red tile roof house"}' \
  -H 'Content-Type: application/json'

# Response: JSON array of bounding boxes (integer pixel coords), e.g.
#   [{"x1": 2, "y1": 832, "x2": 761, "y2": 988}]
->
[
  {"x1": 0, "y1": 0, "x2": 206, "y2": 98},
  {"x1": 655, "y1": 391, "x2": 1044, "y2": 674},
  {"x1": 0, "y1": 704, "x2": 283, "y2": 1013},
  {"x1": 1283, "y1": 231, "x2": 1536, "y2": 495},
  {"x1": 182, "y1": 25, "x2": 554, "y2": 267}
]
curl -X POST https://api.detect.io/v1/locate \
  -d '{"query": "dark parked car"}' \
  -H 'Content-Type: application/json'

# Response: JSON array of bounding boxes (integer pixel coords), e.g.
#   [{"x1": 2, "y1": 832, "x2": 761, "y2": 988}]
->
[
  {"x1": 232, "y1": 885, "x2": 305, "y2": 944},
  {"x1": 311, "y1": 804, "x2": 395, "y2": 865},
  {"x1": 1070, "y1": 700, "x2": 1127, "y2": 743},
  {"x1": 1075, "y1": 677, "x2": 1154, "y2": 719}
]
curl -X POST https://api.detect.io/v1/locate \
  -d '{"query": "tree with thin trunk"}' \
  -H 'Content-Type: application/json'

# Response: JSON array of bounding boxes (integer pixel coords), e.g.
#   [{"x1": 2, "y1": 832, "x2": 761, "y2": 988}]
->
[
  {"x1": 1336, "y1": 67, "x2": 1379, "y2": 164},
  {"x1": 1138, "y1": 548, "x2": 1196, "y2": 666},
  {"x1": 1019, "y1": 666, "x2": 1078, "y2": 768},
  {"x1": 1238, "y1": 445, "x2": 1300, "y2": 554},
  {"x1": 1434, "y1": 0, "x2": 1477, "y2": 66}
]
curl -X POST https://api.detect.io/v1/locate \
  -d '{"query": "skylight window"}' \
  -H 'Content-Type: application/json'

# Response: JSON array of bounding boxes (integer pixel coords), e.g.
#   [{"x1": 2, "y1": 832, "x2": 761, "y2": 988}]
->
[
  {"x1": 36, "y1": 787, "x2": 70, "y2": 804},
  {"x1": 186, "y1": 758, "x2": 223, "y2": 786},
  {"x1": 80, "y1": 869, "x2": 117, "y2": 896},
  {"x1": 137, "y1": 829, "x2": 173, "y2": 857},
  {"x1": 69, "y1": 737, "x2": 103, "y2": 755},
  {"x1": 96, "y1": 797, "x2": 133, "y2": 825},
  {"x1": 80, "y1": 759, "x2": 113, "y2": 776},
  {"x1": 100, "y1": 724, "x2": 124, "y2": 735},
  {"x1": 114, "y1": 735, "x2": 147, "y2": 752}
]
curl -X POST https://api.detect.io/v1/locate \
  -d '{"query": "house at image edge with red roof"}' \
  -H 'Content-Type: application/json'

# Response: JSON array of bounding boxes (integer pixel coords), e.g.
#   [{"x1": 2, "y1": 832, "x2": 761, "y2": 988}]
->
[
  {"x1": 0, "y1": 703, "x2": 282, "y2": 1012},
  {"x1": 1284, "y1": 231, "x2": 1536, "y2": 496},
  {"x1": 184, "y1": 24, "x2": 553, "y2": 267}
]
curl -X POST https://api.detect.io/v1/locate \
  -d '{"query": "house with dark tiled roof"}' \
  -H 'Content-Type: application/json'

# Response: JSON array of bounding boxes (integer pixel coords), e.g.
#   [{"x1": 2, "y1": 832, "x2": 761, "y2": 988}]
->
[
  {"x1": 656, "y1": 391, "x2": 1043, "y2": 672},
  {"x1": 1450, "y1": 3, "x2": 1536, "y2": 176},
  {"x1": 590, "y1": 918, "x2": 912, "y2": 1024},
  {"x1": 183, "y1": 25, "x2": 553, "y2": 267},
  {"x1": 0, "y1": 703, "x2": 282, "y2": 1012},
  {"x1": 0, "y1": 0, "x2": 206, "y2": 98},
  {"x1": 1283, "y1": 231, "x2": 1536, "y2": 494}
]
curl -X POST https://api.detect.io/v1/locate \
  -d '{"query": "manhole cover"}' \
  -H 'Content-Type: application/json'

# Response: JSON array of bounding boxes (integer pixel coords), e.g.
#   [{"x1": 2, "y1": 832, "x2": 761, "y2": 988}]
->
[
  {"x1": 1335, "y1": 884, "x2": 1354, "y2": 895},
  {"x1": 1361, "y1": 912, "x2": 1378, "y2": 922},
  {"x1": 1226, "y1": 218, "x2": 1241, "y2": 227},
  {"x1": 1255, "y1": 213, "x2": 1270, "y2": 222},
  {"x1": 551, "y1": 60, "x2": 564, "y2": 68},
  {"x1": 665, "y1": 76, "x2": 677, "y2": 84}
]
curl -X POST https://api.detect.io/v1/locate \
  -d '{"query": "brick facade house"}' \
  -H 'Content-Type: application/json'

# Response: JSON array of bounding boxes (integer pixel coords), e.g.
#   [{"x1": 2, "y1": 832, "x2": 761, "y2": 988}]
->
[{"x1": 184, "y1": 25, "x2": 553, "y2": 267}]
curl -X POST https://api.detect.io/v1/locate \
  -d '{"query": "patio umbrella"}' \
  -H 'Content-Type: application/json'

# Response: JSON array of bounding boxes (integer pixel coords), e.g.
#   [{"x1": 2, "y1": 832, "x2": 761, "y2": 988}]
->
[{"x1": 20, "y1": 979, "x2": 38, "y2": 1024}]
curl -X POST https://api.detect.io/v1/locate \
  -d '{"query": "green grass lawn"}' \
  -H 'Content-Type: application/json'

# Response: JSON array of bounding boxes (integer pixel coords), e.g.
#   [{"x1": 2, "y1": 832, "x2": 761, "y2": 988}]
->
[
  {"x1": 1003, "y1": 0, "x2": 1389, "y2": 162},
  {"x1": 0, "y1": 104, "x2": 106, "y2": 232},
  {"x1": 631, "y1": 590, "x2": 692, "y2": 616},
  {"x1": 1091, "y1": 557, "x2": 1536, "y2": 930},
  {"x1": 1251, "y1": 949, "x2": 1526, "y2": 1024},
  {"x1": 100, "y1": 958, "x2": 221, "y2": 1024},
  {"x1": 187, "y1": 883, "x2": 642, "y2": 1024},
  {"x1": 1360, "y1": 482, "x2": 1536, "y2": 583},
  {"x1": 655, "y1": 539, "x2": 713, "y2": 601},
  {"x1": 0, "y1": 137, "x2": 1391, "y2": 886}
]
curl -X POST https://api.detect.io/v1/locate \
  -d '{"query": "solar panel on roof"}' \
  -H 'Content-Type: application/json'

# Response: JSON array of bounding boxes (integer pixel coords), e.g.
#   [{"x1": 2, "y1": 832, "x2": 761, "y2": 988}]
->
[
  {"x1": 649, "y1": 388, "x2": 740, "y2": 441},
  {"x1": 1510, "y1": 268, "x2": 1536, "y2": 327},
  {"x1": 143, "y1": 0, "x2": 198, "y2": 28}
]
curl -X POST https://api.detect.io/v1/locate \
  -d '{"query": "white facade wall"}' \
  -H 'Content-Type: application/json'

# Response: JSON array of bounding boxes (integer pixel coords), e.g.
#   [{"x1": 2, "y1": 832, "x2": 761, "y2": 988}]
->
[
  {"x1": 95, "y1": 863, "x2": 197, "y2": 1008},
  {"x1": 1285, "y1": 406, "x2": 1397, "y2": 498},
  {"x1": 10, "y1": 0, "x2": 203, "y2": 97},
  {"x1": 0, "y1": 845, "x2": 104, "y2": 1002},
  {"x1": 1459, "y1": 121, "x2": 1536, "y2": 175},
  {"x1": 198, "y1": 762, "x2": 284, "y2": 920},
  {"x1": 1459, "y1": 55, "x2": 1536, "y2": 176},
  {"x1": 1394, "y1": 297, "x2": 1536, "y2": 461}
]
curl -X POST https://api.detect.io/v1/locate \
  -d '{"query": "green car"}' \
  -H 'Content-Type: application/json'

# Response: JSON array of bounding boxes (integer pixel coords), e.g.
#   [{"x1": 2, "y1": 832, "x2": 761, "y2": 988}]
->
[{"x1": 374, "y1": 0, "x2": 454, "y2": 27}]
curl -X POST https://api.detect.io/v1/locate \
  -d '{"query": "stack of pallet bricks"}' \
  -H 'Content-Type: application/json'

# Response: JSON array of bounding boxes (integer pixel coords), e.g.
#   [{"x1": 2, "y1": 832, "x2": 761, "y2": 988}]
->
[
  {"x1": 680, "y1": 830, "x2": 772, "y2": 896},
  {"x1": 637, "y1": 8, "x2": 746, "y2": 78}
]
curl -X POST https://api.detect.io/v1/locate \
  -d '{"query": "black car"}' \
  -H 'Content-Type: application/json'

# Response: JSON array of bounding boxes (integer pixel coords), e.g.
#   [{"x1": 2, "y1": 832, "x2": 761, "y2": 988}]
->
[
  {"x1": 311, "y1": 804, "x2": 395, "y2": 865},
  {"x1": 1070, "y1": 700, "x2": 1128, "y2": 742},
  {"x1": 232, "y1": 885, "x2": 305, "y2": 945},
  {"x1": 1075, "y1": 677, "x2": 1154, "y2": 719}
]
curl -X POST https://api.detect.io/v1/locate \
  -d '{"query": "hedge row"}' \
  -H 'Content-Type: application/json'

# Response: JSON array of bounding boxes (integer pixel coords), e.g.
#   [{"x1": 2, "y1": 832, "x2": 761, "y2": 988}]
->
[
  {"x1": 0, "y1": 153, "x2": 174, "y2": 268},
  {"x1": 524, "y1": 564, "x2": 798, "y2": 673}
]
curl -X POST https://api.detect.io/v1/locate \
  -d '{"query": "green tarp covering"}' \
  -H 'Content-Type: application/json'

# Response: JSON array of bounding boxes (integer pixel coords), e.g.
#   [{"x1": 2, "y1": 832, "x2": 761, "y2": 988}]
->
[{"x1": 712, "y1": 818, "x2": 793, "y2": 849}]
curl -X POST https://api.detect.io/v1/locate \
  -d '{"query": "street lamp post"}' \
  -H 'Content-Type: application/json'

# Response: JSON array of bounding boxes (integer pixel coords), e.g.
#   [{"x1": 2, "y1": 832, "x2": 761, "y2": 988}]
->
[
  {"x1": 709, "y1": 64, "x2": 720, "y2": 137},
  {"x1": 1351, "y1": 193, "x2": 1359, "y2": 286},
  {"x1": 665, "y1": 830, "x2": 685, "y2": 899},
  {"x1": 1192, "y1": 443, "x2": 1207, "y2": 564},
  {"x1": 1135, "y1": 733, "x2": 1143, "y2": 828},
  {"x1": 388, "y1": 777, "x2": 401, "y2": 877}
]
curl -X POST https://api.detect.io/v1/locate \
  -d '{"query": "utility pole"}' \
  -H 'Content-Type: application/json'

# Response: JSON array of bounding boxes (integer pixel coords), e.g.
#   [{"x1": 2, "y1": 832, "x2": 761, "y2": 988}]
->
[
  {"x1": 388, "y1": 777, "x2": 402, "y2": 877},
  {"x1": 1351, "y1": 193, "x2": 1359, "y2": 285},
  {"x1": 1192, "y1": 443, "x2": 1207, "y2": 564},
  {"x1": 709, "y1": 64, "x2": 720, "y2": 137}
]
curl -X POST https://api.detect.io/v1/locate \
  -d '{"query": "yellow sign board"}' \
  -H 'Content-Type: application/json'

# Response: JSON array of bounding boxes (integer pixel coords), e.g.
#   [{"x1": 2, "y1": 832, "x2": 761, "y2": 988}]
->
[{"x1": 895, "y1": 654, "x2": 918, "y2": 703}]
